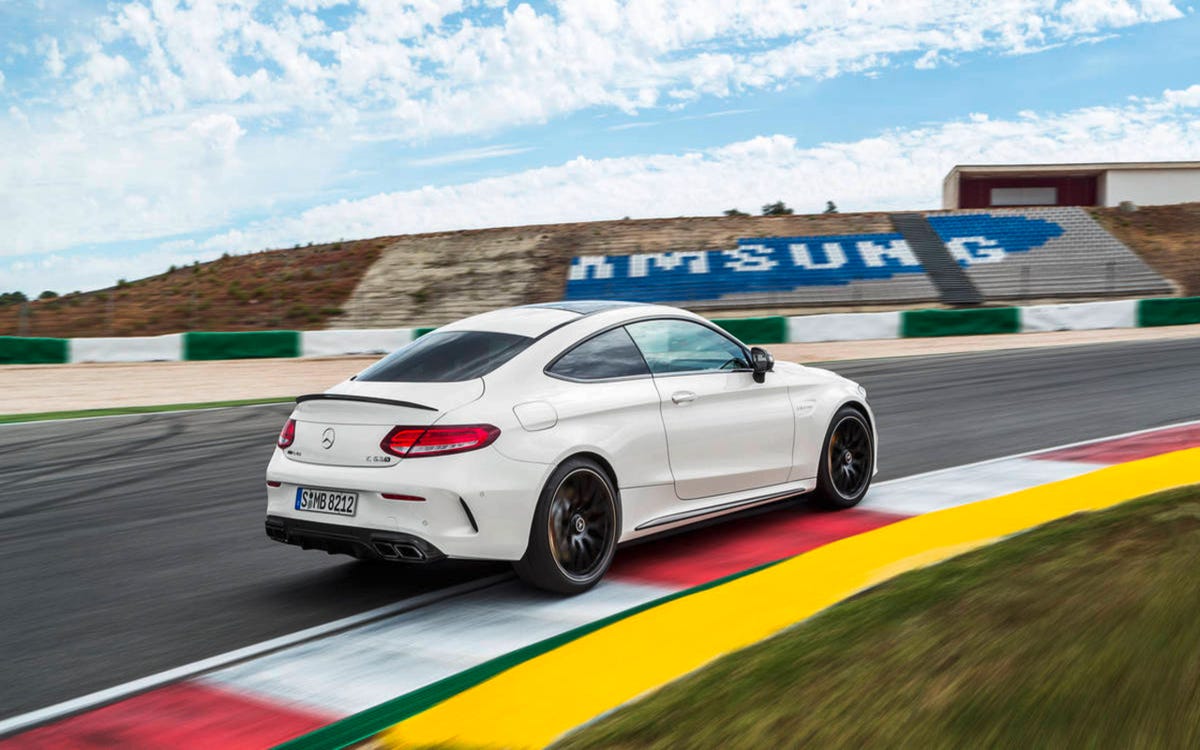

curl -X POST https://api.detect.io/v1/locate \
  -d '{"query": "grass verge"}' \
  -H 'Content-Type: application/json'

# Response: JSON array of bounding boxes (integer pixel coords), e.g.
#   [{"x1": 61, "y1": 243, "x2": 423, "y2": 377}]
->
[
  {"x1": 0, "y1": 397, "x2": 293, "y2": 424},
  {"x1": 557, "y1": 485, "x2": 1200, "y2": 749}
]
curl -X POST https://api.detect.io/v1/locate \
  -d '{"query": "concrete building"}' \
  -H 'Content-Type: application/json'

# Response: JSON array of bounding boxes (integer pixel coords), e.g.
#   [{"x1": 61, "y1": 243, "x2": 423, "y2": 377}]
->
[{"x1": 942, "y1": 161, "x2": 1200, "y2": 210}]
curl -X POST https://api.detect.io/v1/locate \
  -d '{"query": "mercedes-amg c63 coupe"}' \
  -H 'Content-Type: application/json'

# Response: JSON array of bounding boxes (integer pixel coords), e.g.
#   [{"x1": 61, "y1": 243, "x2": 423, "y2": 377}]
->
[{"x1": 265, "y1": 301, "x2": 876, "y2": 593}]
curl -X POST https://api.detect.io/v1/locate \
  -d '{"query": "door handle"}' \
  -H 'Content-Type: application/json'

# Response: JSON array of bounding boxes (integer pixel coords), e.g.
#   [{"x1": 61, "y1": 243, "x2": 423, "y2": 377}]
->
[{"x1": 671, "y1": 391, "x2": 697, "y2": 405}]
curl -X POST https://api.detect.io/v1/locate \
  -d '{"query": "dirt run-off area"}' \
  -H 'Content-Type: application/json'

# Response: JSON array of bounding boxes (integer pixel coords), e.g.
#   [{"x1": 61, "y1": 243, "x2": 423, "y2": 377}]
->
[{"x1": 2, "y1": 325, "x2": 1198, "y2": 416}]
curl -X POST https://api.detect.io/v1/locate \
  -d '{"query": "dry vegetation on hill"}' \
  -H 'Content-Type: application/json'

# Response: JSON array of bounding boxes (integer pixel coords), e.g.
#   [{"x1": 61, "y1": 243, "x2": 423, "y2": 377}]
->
[
  {"x1": 0, "y1": 238, "x2": 393, "y2": 338},
  {"x1": 1091, "y1": 202, "x2": 1200, "y2": 296}
]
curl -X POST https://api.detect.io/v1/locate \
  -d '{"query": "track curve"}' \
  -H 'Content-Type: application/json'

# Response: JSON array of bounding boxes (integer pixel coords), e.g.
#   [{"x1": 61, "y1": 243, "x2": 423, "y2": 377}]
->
[{"x1": 1, "y1": 336, "x2": 1197, "y2": 719}]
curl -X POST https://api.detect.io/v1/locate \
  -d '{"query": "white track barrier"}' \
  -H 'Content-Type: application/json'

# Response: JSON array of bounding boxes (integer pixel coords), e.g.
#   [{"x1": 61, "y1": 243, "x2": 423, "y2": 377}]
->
[
  {"x1": 300, "y1": 328, "x2": 413, "y2": 357},
  {"x1": 1020, "y1": 300, "x2": 1138, "y2": 333},
  {"x1": 786, "y1": 311, "x2": 902, "y2": 343},
  {"x1": 69, "y1": 334, "x2": 184, "y2": 363}
]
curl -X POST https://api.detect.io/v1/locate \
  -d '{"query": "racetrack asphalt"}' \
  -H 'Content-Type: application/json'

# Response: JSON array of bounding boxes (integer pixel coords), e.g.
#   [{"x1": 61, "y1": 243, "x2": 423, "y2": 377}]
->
[{"x1": 1, "y1": 336, "x2": 1197, "y2": 721}]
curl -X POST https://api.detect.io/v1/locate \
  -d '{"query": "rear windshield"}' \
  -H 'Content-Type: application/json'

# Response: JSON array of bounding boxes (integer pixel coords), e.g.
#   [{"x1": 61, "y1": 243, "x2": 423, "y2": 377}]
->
[{"x1": 356, "y1": 331, "x2": 533, "y2": 383}]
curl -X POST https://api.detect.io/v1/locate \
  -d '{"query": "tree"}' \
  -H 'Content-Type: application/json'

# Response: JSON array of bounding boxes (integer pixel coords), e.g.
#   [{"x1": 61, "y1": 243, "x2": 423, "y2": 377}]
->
[
  {"x1": 824, "y1": 200, "x2": 839, "y2": 214},
  {"x1": 0, "y1": 291, "x2": 28, "y2": 306},
  {"x1": 38, "y1": 290, "x2": 58, "y2": 300},
  {"x1": 761, "y1": 200, "x2": 793, "y2": 216},
  {"x1": 723, "y1": 208, "x2": 749, "y2": 217}
]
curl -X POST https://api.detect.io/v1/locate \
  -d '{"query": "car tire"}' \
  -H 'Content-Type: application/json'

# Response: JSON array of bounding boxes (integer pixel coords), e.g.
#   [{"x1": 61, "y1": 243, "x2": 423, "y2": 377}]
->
[
  {"x1": 514, "y1": 457, "x2": 620, "y2": 594},
  {"x1": 811, "y1": 406, "x2": 874, "y2": 510}
]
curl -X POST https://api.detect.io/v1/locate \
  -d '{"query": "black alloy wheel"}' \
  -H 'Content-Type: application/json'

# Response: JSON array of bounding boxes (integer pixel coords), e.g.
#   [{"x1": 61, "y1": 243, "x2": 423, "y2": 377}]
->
[
  {"x1": 514, "y1": 457, "x2": 619, "y2": 594},
  {"x1": 547, "y1": 468, "x2": 615, "y2": 581},
  {"x1": 813, "y1": 406, "x2": 874, "y2": 509}
]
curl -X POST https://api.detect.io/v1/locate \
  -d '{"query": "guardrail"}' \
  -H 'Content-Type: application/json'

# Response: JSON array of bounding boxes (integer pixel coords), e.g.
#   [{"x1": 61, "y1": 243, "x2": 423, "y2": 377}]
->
[{"x1": 1, "y1": 297, "x2": 1198, "y2": 365}]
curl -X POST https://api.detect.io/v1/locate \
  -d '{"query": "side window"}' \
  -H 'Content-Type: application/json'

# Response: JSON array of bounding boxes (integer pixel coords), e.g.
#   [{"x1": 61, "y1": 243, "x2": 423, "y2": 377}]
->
[
  {"x1": 547, "y1": 327, "x2": 650, "y2": 380},
  {"x1": 625, "y1": 319, "x2": 750, "y2": 374}
]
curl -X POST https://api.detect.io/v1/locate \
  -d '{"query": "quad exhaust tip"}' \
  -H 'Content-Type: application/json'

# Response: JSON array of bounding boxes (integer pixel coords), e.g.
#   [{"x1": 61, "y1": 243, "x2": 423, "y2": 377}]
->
[{"x1": 372, "y1": 541, "x2": 427, "y2": 561}]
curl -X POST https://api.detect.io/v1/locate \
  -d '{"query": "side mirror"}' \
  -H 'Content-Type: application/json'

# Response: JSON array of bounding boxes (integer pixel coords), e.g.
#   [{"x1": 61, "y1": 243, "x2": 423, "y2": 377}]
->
[{"x1": 750, "y1": 346, "x2": 774, "y2": 383}]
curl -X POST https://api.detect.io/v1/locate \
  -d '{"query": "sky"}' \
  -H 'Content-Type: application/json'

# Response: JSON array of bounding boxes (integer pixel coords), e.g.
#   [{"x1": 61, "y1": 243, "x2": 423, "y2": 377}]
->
[{"x1": 1, "y1": 0, "x2": 1198, "y2": 295}]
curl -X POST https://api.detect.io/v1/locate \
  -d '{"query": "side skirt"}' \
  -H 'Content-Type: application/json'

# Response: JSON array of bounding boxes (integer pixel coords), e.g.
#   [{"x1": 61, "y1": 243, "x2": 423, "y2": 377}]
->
[{"x1": 627, "y1": 480, "x2": 815, "y2": 537}]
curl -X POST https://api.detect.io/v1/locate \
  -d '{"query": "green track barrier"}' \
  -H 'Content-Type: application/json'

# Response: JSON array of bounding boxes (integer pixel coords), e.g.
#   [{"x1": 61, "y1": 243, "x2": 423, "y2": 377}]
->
[
  {"x1": 713, "y1": 316, "x2": 787, "y2": 345},
  {"x1": 0, "y1": 336, "x2": 69, "y2": 365},
  {"x1": 901, "y1": 307, "x2": 1020, "y2": 338},
  {"x1": 1137, "y1": 297, "x2": 1200, "y2": 328},
  {"x1": 183, "y1": 330, "x2": 300, "y2": 361}
]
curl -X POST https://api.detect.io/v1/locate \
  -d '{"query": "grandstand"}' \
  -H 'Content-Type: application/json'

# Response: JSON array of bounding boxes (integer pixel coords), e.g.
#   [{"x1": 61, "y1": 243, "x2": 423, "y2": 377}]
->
[
  {"x1": 925, "y1": 207, "x2": 1171, "y2": 300},
  {"x1": 331, "y1": 206, "x2": 1175, "y2": 328},
  {"x1": 297, "y1": 167, "x2": 1194, "y2": 329},
  {"x1": 557, "y1": 207, "x2": 1171, "y2": 313}
]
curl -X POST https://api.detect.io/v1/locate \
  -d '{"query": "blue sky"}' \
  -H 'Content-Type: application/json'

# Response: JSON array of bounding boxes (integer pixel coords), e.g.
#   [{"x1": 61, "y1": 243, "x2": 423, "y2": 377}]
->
[{"x1": 1, "y1": 0, "x2": 1198, "y2": 295}]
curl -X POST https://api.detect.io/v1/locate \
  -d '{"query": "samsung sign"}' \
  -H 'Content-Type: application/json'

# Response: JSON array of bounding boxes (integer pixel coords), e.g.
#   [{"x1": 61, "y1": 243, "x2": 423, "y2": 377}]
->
[{"x1": 566, "y1": 214, "x2": 1064, "y2": 302}]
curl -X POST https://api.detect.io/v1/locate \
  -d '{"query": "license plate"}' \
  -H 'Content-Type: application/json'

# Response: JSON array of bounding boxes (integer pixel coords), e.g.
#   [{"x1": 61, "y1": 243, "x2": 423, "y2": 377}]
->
[{"x1": 295, "y1": 487, "x2": 358, "y2": 517}]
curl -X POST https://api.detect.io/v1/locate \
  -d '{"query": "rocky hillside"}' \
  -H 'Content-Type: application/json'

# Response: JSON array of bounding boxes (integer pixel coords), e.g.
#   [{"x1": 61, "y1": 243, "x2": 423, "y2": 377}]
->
[{"x1": 1091, "y1": 202, "x2": 1200, "y2": 296}]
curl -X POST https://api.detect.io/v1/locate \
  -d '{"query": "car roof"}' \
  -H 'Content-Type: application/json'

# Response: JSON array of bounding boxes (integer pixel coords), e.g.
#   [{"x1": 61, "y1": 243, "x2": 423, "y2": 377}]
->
[
  {"x1": 522, "y1": 300, "x2": 647, "y2": 315},
  {"x1": 437, "y1": 300, "x2": 650, "y2": 338}
]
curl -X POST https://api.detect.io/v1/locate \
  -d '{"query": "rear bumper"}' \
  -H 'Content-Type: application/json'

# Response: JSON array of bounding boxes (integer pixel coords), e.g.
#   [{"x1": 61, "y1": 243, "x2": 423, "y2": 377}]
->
[
  {"x1": 265, "y1": 515, "x2": 447, "y2": 563},
  {"x1": 264, "y1": 445, "x2": 550, "y2": 561}
]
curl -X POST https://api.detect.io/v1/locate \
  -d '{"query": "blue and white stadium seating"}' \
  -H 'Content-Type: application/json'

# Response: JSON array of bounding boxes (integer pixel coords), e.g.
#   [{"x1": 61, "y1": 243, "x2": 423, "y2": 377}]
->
[{"x1": 564, "y1": 208, "x2": 1171, "y2": 307}]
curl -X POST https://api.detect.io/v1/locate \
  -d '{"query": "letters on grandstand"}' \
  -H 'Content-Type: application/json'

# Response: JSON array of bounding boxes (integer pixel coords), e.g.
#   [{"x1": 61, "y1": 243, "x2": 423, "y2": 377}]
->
[{"x1": 565, "y1": 214, "x2": 1064, "y2": 302}]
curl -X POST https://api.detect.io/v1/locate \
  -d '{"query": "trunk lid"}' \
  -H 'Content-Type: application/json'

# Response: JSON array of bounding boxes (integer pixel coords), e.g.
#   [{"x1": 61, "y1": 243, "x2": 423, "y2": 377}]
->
[{"x1": 283, "y1": 379, "x2": 484, "y2": 468}]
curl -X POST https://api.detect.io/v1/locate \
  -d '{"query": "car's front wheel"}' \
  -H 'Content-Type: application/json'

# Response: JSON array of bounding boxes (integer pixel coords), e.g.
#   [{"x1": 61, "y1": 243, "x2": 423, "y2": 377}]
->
[
  {"x1": 514, "y1": 457, "x2": 619, "y2": 594},
  {"x1": 811, "y1": 406, "x2": 874, "y2": 509}
]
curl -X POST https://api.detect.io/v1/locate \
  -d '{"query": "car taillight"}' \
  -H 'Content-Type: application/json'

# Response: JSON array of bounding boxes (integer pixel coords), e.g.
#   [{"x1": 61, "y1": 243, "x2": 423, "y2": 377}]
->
[
  {"x1": 277, "y1": 418, "x2": 296, "y2": 449},
  {"x1": 380, "y1": 424, "x2": 500, "y2": 458}
]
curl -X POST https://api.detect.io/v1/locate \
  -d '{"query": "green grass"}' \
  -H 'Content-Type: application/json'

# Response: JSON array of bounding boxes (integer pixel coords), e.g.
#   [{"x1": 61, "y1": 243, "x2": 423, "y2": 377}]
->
[
  {"x1": 557, "y1": 485, "x2": 1200, "y2": 750},
  {"x1": 0, "y1": 396, "x2": 293, "y2": 424}
]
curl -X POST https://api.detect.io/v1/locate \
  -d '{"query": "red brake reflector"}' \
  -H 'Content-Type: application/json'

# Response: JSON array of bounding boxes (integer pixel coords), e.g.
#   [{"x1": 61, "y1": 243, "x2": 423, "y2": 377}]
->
[
  {"x1": 380, "y1": 424, "x2": 500, "y2": 458},
  {"x1": 381, "y1": 493, "x2": 425, "y2": 502},
  {"x1": 266, "y1": 480, "x2": 282, "y2": 488},
  {"x1": 277, "y1": 418, "x2": 296, "y2": 449}
]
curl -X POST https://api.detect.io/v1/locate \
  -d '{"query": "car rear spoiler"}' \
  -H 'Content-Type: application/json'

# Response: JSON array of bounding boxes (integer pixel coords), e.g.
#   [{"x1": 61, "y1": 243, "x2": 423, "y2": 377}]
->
[{"x1": 294, "y1": 393, "x2": 438, "y2": 412}]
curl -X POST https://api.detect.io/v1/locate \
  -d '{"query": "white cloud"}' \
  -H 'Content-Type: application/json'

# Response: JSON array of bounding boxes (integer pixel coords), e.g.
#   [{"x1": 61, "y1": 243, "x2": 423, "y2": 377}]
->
[
  {"x1": 30, "y1": 0, "x2": 1188, "y2": 142},
  {"x1": 0, "y1": 0, "x2": 1189, "y2": 275},
  {"x1": 7, "y1": 82, "x2": 1200, "y2": 295},
  {"x1": 0, "y1": 108, "x2": 346, "y2": 257},
  {"x1": 409, "y1": 144, "x2": 536, "y2": 166},
  {"x1": 1162, "y1": 84, "x2": 1200, "y2": 108},
  {"x1": 96, "y1": 84, "x2": 1200, "y2": 274},
  {"x1": 40, "y1": 36, "x2": 65, "y2": 78},
  {"x1": 187, "y1": 113, "x2": 247, "y2": 158}
]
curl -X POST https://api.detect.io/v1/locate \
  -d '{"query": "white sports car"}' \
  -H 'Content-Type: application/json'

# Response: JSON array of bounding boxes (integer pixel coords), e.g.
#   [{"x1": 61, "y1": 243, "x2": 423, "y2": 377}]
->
[{"x1": 265, "y1": 301, "x2": 876, "y2": 593}]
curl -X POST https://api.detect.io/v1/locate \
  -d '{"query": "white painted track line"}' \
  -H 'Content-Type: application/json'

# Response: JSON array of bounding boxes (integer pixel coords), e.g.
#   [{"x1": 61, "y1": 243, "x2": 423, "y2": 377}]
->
[
  {"x1": 0, "y1": 401, "x2": 291, "y2": 428},
  {"x1": 0, "y1": 574, "x2": 510, "y2": 737}
]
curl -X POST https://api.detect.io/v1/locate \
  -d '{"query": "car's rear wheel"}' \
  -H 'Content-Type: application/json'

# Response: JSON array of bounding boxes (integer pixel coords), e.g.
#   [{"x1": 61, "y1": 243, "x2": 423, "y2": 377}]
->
[
  {"x1": 514, "y1": 457, "x2": 619, "y2": 594},
  {"x1": 811, "y1": 406, "x2": 874, "y2": 509}
]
